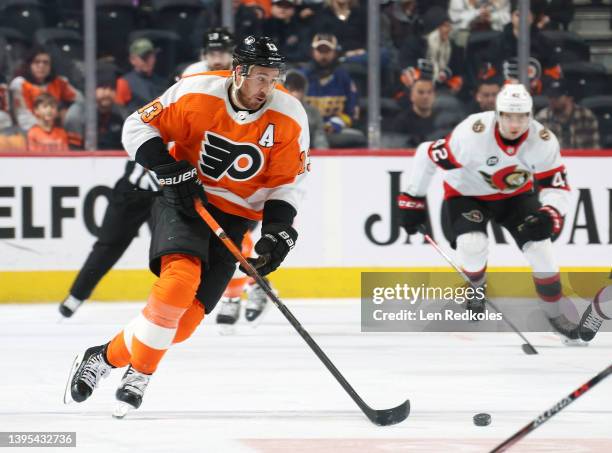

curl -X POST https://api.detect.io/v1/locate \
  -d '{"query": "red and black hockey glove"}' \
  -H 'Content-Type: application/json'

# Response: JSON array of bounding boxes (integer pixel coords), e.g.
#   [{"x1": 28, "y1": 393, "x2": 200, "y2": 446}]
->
[
  {"x1": 242, "y1": 223, "x2": 298, "y2": 276},
  {"x1": 153, "y1": 160, "x2": 207, "y2": 218},
  {"x1": 519, "y1": 205, "x2": 563, "y2": 242},
  {"x1": 397, "y1": 192, "x2": 427, "y2": 235}
]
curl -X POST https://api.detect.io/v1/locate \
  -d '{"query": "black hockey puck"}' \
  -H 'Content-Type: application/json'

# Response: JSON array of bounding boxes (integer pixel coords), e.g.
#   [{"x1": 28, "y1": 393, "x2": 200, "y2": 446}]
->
[{"x1": 473, "y1": 413, "x2": 491, "y2": 426}]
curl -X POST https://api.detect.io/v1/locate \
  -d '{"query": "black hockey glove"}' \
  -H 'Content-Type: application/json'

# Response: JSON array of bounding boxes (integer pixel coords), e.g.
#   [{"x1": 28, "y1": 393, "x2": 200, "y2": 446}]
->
[
  {"x1": 242, "y1": 223, "x2": 298, "y2": 276},
  {"x1": 153, "y1": 160, "x2": 207, "y2": 218},
  {"x1": 519, "y1": 206, "x2": 563, "y2": 242},
  {"x1": 397, "y1": 192, "x2": 427, "y2": 235}
]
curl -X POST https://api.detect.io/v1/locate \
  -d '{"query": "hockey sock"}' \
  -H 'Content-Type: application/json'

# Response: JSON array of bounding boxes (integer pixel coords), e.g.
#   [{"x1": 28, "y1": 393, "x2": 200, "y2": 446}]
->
[
  {"x1": 464, "y1": 266, "x2": 487, "y2": 288},
  {"x1": 593, "y1": 285, "x2": 612, "y2": 320},
  {"x1": 522, "y1": 240, "x2": 563, "y2": 316},
  {"x1": 456, "y1": 232, "x2": 488, "y2": 278},
  {"x1": 106, "y1": 254, "x2": 201, "y2": 374},
  {"x1": 172, "y1": 299, "x2": 205, "y2": 344}
]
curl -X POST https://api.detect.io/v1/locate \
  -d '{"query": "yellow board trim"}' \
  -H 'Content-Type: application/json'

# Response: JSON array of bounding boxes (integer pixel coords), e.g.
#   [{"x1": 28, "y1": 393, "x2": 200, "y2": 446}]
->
[{"x1": 0, "y1": 267, "x2": 609, "y2": 302}]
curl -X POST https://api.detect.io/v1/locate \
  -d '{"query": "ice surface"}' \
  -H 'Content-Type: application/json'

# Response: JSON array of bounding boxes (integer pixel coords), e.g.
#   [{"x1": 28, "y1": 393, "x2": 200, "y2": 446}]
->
[{"x1": 0, "y1": 300, "x2": 610, "y2": 453}]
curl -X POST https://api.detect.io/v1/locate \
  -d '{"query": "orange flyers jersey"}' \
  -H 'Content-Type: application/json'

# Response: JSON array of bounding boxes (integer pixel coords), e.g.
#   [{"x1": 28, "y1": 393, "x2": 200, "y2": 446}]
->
[
  {"x1": 9, "y1": 76, "x2": 80, "y2": 130},
  {"x1": 27, "y1": 125, "x2": 69, "y2": 152},
  {"x1": 122, "y1": 70, "x2": 310, "y2": 221}
]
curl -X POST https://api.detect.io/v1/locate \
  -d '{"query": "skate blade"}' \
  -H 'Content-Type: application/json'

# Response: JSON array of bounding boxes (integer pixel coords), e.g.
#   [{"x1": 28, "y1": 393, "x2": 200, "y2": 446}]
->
[
  {"x1": 112, "y1": 402, "x2": 134, "y2": 419},
  {"x1": 552, "y1": 332, "x2": 589, "y2": 347},
  {"x1": 62, "y1": 353, "x2": 82, "y2": 404}
]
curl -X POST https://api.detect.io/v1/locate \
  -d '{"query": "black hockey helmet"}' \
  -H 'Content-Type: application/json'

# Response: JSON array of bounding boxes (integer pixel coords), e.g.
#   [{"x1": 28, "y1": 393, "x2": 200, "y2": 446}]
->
[
  {"x1": 203, "y1": 28, "x2": 234, "y2": 53},
  {"x1": 232, "y1": 36, "x2": 286, "y2": 75}
]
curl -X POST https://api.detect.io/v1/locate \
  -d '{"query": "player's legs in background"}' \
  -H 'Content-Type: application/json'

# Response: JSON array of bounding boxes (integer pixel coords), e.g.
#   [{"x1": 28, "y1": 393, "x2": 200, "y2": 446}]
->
[
  {"x1": 216, "y1": 231, "x2": 253, "y2": 325},
  {"x1": 59, "y1": 177, "x2": 154, "y2": 318},
  {"x1": 215, "y1": 222, "x2": 274, "y2": 326}
]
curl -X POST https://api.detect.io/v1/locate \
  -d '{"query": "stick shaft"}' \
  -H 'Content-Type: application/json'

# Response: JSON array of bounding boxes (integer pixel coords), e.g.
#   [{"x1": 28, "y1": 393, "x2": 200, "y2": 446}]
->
[
  {"x1": 490, "y1": 363, "x2": 612, "y2": 452},
  {"x1": 422, "y1": 232, "x2": 537, "y2": 351},
  {"x1": 194, "y1": 200, "x2": 376, "y2": 416}
]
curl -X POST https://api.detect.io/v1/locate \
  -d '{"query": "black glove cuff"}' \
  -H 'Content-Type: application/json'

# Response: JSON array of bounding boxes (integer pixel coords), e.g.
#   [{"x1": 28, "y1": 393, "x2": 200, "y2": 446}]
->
[
  {"x1": 263, "y1": 200, "x2": 297, "y2": 227},
  {"x1": 135, "y1": 137, "x2": 174, "y2": 169}
]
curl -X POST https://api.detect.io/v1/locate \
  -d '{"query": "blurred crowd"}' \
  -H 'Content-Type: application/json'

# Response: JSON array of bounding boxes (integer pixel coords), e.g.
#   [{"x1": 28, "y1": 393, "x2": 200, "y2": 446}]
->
[{"x1": 0, "y1": 0, "x2": 610, "y2": 151}]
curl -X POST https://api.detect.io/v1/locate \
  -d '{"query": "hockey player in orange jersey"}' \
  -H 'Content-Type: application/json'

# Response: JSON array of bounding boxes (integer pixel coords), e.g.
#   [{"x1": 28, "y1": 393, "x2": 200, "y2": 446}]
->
[
  {"x1": 58, "y1": 30, "x2": 272, "y2": 326},
  {"x1": 64, "y1": 36, "x2": 310, "y2": 416}
]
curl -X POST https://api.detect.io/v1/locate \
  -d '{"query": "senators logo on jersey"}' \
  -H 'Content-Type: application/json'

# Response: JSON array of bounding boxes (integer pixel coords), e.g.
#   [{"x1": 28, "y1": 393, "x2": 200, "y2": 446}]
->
[
  {"x1": 479, "y1": 165, "x2": 531, "y2": 192},
  {"x1": 200, "y1": 132, "x2": 264, "y2": 181}
]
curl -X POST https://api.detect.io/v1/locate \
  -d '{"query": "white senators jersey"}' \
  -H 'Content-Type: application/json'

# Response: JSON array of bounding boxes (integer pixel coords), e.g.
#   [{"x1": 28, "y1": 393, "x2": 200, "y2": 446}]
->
[
  {"x1": 122, "y1": 70, "x2": 310, "y2": 221},
  {"x1": 404, "y1": 111, "x2": 571, "y2": 215}
]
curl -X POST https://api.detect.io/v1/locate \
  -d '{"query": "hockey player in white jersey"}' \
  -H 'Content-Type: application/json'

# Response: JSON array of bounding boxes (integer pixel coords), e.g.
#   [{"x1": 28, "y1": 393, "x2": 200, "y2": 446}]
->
[
  {"x1": 182, "y1": 28, "x2": 234, "y2": 77},
  {"x1": 396, "y1": 83, "x2": 578, "y2": 342}
]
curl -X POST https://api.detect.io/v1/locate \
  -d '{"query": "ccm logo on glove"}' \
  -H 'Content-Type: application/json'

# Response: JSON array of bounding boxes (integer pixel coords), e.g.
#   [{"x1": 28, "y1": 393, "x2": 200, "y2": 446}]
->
[{"x1": 398, "y1": 194, "x2": 426, "y2": 210}]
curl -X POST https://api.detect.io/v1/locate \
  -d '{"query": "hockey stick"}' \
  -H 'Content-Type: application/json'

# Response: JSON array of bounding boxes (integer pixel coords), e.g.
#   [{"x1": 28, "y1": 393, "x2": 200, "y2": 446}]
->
[
  {"x1": 490, "y1": 362, "x2": 612, "y2": 452},
  {"x1": 418, "y1": 226, "x2": 538, "y2": 355},
  {"x1": 194, "y1": 199, "x2": 410, "y2": 426}
]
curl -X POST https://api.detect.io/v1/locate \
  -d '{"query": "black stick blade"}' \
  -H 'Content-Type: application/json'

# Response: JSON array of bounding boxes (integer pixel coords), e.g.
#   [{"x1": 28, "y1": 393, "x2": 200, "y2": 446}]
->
[
  {"x1": 366, "y1": 399, "x2": 410, "y2": 426},
  {"x1": 521, "y1": 343, "x2": 538, "y2": 355}
]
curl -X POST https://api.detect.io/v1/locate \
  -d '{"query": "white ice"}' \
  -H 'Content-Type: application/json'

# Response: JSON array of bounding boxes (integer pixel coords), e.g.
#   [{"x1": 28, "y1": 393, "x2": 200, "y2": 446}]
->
[{"x1": 0, "y1": 299, "x2": 611, "y2": 453}]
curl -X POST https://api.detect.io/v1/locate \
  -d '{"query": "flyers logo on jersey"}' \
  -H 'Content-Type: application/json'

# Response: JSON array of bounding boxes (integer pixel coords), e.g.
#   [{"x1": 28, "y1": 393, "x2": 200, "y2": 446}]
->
[
  {"x1": 479, "y1": 165, "x2": 531, "y2": 192},
  {"x1": 199, "y1": 132, "x2": 264, "y2": 181}
]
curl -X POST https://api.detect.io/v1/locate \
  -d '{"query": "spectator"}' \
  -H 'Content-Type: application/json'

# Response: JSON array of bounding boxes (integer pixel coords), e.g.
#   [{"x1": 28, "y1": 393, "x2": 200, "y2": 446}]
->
[
  {"x1": 9, "y1": 46, "x2": 82, "y2": 131},
  {"x1": 64, "y1": 70, "x2": 125, "y2": 150},
  {"x1": 536, "y1": 79, "x2": 600, "y2": 149},
  {"x1": 382, "y1": 0, "x2": 422, "y2": 49},
  {"x1": 0, "y1": 74, "x2": 27, "y2": 152},
  {"x1": 0, "y1": 127, "x2": 27, "y2": 152},
  {"x1": 27, "y1": 93, "x2": 69, "y2": 152},
  {"x1": 314, "y1": 0, "x2": 367, "y2": 61},
  {"x1": 234, "y1": 0, "x2": 265, "y2": 41},
  {"x1": 399, "y1": 7, "x2": 465, "y2": 95},
  {"x1": 303, "y1": 33, "x2": 366, "y2": 148},
  {"x1": 262, "y1": 0, "x2": 311, "y2": 63},
  {"x1": 481, "y1": 0, "x2": 560, "y2": 95},
  {"x1": 183, "y1": 28, "x2": 235, "y2": 76},
  {"x1": 0, "y1": 75, "x2": 11, "y2": 131},
  {"x1": 466, "y1": 75, "x2": 502, "y2": 113},
  {"x1": 449, "y1": 0, "x2": 510, "y2": 32},
  {"x1": 115, "y1": 39, "x2": 168, "y2": 112},
  {"x1": 391, "y1": 75, "x2": 438, "y2": 147},
  {"x1": 285, "y1": 70, "x2": 329, "y2": 149},
  {"x1": 241, "y1": 0, "x2": 272, "y2": 18},
  {"x1": 535, "y1": 0, "x2": 574, "y2": 31}
]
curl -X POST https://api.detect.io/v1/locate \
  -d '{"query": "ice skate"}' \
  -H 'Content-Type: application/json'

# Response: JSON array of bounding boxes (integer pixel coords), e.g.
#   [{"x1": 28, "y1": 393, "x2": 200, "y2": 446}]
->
[
  {"x1": 578, "y1": 305, "x2": 604, "y2": 342},
  {"x1": 464, "y1": 283, "x2": 487, "y2": 319},
  {"x1": 113, "y1": 366, "x2": 151, "y2": 418},
  {"x1": 64, "y1": 344, "x2": 112, "y2": 404},
  {"x1": 59, "y1": 295, "x2": 84, "y2": 319},
  {"x1": 548, "y1": 314, "x2": 587, "y2": 346},
  {"x1": 216, "y1": 296, "x2": 241, "y2": 327},
  {"x1": 245, "y1": 277, "x2": 273, "y2": 323}
]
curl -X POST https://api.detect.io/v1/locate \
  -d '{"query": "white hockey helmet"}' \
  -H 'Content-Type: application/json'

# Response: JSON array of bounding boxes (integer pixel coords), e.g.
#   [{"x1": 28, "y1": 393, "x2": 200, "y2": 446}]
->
[
  {"x1": 495, "y1": 83, "x2": 533, "y2": 115},
  {"x1": 495, "y1": 83, "x2": 533, "y2": 138}
]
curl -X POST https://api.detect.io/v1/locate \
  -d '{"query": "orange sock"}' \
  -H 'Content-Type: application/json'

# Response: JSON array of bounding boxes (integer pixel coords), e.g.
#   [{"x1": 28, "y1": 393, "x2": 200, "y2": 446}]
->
[
  {"x1": 106, "y1": 254, "x2": 201, "y2": 374},
  {"x1": 173, "y1": 299, "x2": 205, "y2": 344}
]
